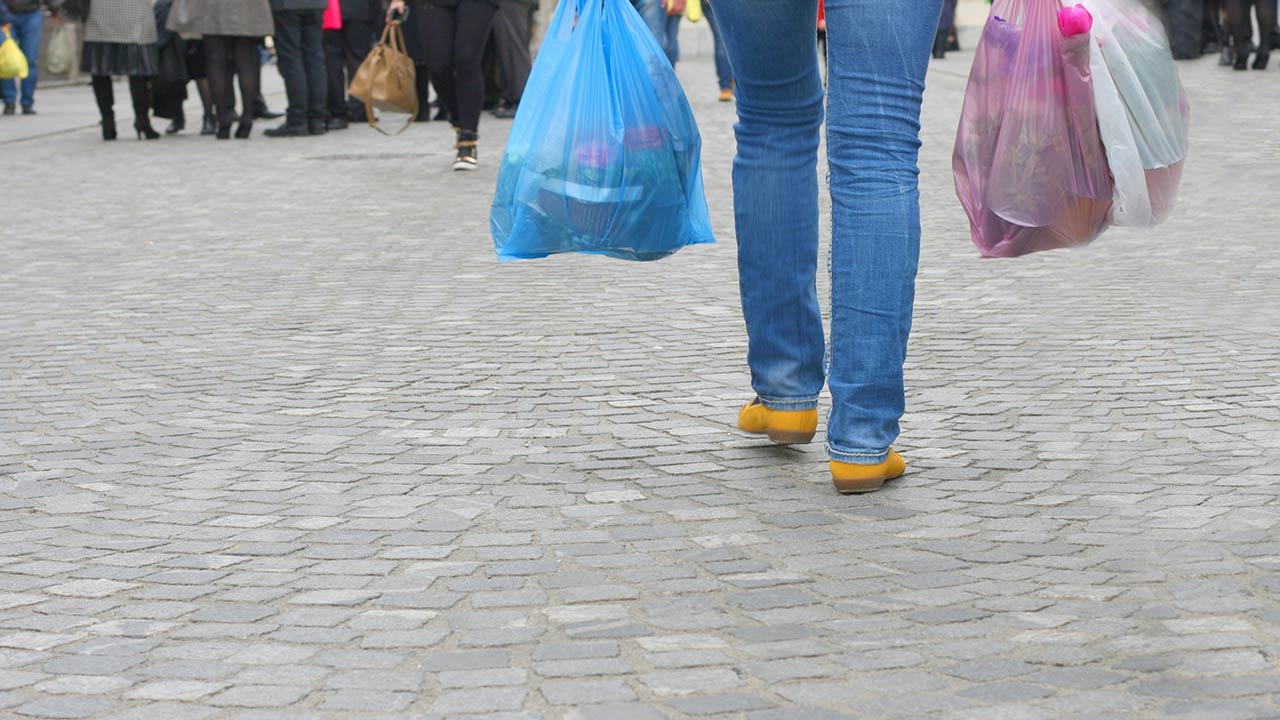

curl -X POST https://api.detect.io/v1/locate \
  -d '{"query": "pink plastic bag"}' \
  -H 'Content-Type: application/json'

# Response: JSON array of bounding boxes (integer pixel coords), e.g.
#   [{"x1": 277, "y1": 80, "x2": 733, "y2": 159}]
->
[
  {"x1": 323, "y1": 0, "x2": 343, "y2": 31},
  {"x1": 953, "y1": 0, "x2": 1114, "y2": 258}
]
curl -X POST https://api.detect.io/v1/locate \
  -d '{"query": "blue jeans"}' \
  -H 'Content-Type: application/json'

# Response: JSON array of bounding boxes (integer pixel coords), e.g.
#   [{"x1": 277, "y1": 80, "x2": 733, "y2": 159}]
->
[
  {"x1": 712, "y1": 0, "x2": 940, "y2": 463},
  {"x1": 630, "y1": 0, "x2": 681, "y2": 67},
  {"x1": 1, "y1": 11, "x2": 42, "y2": 108},
  {"x1": 702, "y1": 0, "x2": 732, "y2": 91}
]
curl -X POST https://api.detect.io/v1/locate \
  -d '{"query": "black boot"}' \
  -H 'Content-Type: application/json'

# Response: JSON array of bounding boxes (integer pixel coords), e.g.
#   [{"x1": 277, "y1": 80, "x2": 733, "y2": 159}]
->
[
  {"x1": 91, "y1": 76, "x2": 117, "y2": 141},
  {"x1": 932, "y1": 30, "x2": 948, "y2": 59},
  {"x1": 166, "y1": 112, "x2": 185, "y2": 134},
  {"x1": 129, "y1": 77, "x2": 160, "y2": 140},
  {"x1": 1254, "y1": 51, "x2": 1270, "y2": 69}
]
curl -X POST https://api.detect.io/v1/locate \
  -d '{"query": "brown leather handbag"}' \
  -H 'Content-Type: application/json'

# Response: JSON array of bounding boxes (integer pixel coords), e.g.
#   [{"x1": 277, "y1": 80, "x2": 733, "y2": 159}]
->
[{"x1": 348, "y1": 21, "x2": 419, "y2": 136}]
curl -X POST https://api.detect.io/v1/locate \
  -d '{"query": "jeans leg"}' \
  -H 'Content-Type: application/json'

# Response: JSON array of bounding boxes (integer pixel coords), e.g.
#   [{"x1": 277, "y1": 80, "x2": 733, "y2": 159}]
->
[
  {"x1": 273, "y1": 11, "x2": 307, "y2": 126},
  {"x1": 3, "y1": 11, "x2": 42, "y2": 106},
  {"x1": 823, "y1": 0, "x2": 940, "y2": 463},
  {"x1": 301, "y1": 11, "x2": 327, "y2": 123},
  {"x1": 703, "y1": 0, "x2": 733, "y2": 90},
  {"x1": 664, "y1": 12, "x2": 681, "y2": 67},
  {"x1": 630, "y1": 0, "x2": 674, "y2": 66},
  {"x1": 710, "y1": 0, "x2": 826, "y2": 412}
]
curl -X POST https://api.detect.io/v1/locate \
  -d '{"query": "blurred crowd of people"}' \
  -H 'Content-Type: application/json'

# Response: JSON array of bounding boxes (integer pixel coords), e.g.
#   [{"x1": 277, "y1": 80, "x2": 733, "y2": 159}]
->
[{"x1": 0, "y1": 0, "x2": 536, "y2": 167}]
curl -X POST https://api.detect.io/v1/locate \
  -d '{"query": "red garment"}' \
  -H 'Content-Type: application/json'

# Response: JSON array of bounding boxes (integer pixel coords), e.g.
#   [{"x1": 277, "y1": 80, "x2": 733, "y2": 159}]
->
[
  {"x1": 323, "y1": 0, "x2": 342, "y2": 30},
  {"x1": 818, "y1": 0, "x2": 824, "y2": 26}
]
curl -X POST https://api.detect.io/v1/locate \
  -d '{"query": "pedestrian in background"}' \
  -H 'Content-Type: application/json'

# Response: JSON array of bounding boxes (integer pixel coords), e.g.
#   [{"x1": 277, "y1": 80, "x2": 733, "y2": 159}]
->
[
  {"x1": 81, "y1": 0, "x2": 160, "y2": 140},
  {"x1": 389, "y1": 0, "x2": 496, "y2": 171},
  {"x1": 631, "y1": 0, "x2": 682, "y2": 68},
  {"x1": 168, "y1": 0, "x2": 274, "y2": 139},
  {"x1": 934, "y1": 0, "x2": 955, "y2": 59},
  {"x1": 324, "y1": 0, "x2": 378, "y2": 128},
  {"x1": 489, "y1": 0, "x2": 531, "y2": 118},
  {"x1": 723, "y1": 0, "x2": 943, "y2": 494},
  {"x1": 1, "y1": 0, "x2": 60, "y2": 115},
  {"x1": 266, "y1": 0, "x2": 329, "y2": 136},
  {"x1": 1227, "y1": 0, "x2": 1275, "y2": 68},
  {"x1": 701, "y1": 0, "x2": 733, "y2": 101}
]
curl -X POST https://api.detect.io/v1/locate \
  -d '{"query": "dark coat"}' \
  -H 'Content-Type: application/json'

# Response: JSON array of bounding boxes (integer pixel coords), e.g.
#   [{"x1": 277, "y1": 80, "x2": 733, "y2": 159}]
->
[
  {"x1": 270, "y1": 0, "x2": 328, "y2": 11},
  {"x1": 339, "y1": 0, "x2": 379, "y2": 20}
]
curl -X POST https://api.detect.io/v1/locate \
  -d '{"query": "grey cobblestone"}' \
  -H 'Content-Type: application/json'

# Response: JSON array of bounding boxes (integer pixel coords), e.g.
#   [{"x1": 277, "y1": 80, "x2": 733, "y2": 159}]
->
[{"x1": 2, "y1": 42, "x2": 1279, "y2": 720}]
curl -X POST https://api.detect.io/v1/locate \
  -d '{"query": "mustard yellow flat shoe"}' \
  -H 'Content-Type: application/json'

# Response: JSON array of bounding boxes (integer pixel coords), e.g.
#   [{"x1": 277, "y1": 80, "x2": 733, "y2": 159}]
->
[
  {"x1": 830, "y1": 450, "x2": 906, "y2": 494},
  {"x1": 737, "y1": 398, "x2": 817, "y2": 445}
]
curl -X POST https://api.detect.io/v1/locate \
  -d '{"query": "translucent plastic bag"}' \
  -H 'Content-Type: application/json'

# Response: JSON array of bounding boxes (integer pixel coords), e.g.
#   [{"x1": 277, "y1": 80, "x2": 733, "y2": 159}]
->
[
  {"x1": 489, "y1": 0, "x2": 715, "y2": 261},
  {"x1": 1084, "y1": 0, "x2": 1189, "y2": 227},
  {"x1": 44, "y1": 24, "x2": 75, "y2": 76},
  {"x1": 953, "y1": 0, "x2": 1114, "y2": 258}
]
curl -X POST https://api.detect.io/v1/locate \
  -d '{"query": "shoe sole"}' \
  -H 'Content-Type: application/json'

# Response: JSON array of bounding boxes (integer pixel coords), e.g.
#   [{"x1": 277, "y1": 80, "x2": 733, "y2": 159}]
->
[
  {"x1": 453, "y1": 162, "x2": 478, "y2": 171},
  {"x1": 832, "y1": 471, "x2": 903, "y2": 495},
  {"x1": 764, "y1": 428, "x2": 816, "y2": 445}
]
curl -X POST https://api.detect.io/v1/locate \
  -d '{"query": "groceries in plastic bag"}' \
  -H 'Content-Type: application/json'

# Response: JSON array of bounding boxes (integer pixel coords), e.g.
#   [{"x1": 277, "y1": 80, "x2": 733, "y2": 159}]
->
[
  {"x1": 1084, "y1": 0, "x2": 1189, "y2": 227},
  {"x1": 489, "y1": 0, "x2": 715, "y2": 261},
  {"x1": 0, "y1": 28, "x2": 29, "y2": 81},
  {"x1": 953, "y1": 0, "x2": 1114, "y2": 258}
]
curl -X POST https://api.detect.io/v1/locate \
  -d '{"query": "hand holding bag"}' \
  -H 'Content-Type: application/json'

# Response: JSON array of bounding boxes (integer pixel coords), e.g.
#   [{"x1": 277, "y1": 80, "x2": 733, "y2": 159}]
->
[{"x1": 347, "y1": 20, "x2": 418, "y2": 135}]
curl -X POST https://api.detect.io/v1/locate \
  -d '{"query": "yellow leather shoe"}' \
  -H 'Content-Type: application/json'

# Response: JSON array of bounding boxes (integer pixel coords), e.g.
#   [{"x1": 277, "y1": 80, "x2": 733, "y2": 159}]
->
[
  {"x1": 737, "y1": 398, "x2": 817, "y2": 445},
  {"x1": 830, "y1": 450, "x2": 906, "y2": 494}
]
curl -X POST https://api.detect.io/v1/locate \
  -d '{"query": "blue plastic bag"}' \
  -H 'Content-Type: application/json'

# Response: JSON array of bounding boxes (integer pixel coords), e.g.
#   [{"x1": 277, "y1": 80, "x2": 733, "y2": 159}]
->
[{"x1": 489, "y1": 0, "x2": 715, "y2": 261}]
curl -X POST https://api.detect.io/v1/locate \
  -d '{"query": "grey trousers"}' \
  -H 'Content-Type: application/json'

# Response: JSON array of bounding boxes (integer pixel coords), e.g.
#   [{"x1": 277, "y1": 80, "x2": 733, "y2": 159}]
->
[{"x1": 492, "y1": 0, "x2": 532, "y2": 105}]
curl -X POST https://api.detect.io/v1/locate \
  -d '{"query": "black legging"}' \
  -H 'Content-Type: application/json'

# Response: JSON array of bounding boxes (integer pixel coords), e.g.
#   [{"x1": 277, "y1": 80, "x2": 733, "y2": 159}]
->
[
  {"x1": 204, "y1": 35, "x2": 262, "y2": 126},
  {"x1": 419, "y1": 0, "x2": 497, "y2": 133},
  {"x1": 1227, "y1": 0, "x2": 1276, "y2": 59}
]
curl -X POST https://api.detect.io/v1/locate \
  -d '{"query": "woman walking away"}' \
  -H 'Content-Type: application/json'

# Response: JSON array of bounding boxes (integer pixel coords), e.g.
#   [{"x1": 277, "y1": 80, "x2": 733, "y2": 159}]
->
[
  {"x1": 720, "y1": 0, "x2": 942, "y2": 494},
  {"x1": 168, "y1": 0, "x2": 274, "y2": 138},
  {"x1": 389, "y1": 0, "x2": 497, "y2": 170},
  {"x1": 1226, "y1": 0, "x2": 1275, "y2": 68},
  {"x1": 82, "y1": 0, "x2": 161, "y2": 140}
]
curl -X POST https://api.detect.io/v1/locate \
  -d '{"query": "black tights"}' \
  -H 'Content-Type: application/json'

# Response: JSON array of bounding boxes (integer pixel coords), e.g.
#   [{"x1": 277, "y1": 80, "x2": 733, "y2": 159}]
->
[
  {"x1": 1227, "y1": 0, "x2": 1276, "y2": 57},
  {"x1": 204, "y1": 35, "x2": 261, "y2": 125},
  {"x1": 419, "y1": 0, "x2": 497, "y2": 134},
  {"x1": 90, "y1": 75, "x2": 151, "y2": 125}
]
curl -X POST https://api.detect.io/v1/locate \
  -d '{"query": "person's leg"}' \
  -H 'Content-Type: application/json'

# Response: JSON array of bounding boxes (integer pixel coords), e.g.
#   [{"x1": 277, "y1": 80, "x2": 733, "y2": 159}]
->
[
  {"x1": 301, "y1": 10, "x2": 327, "y2": 127},
  {"x1": 451, "y1": 0, "x2": 498, "y2": 133},
  {"x1": 233, "y1": 36, "x2": 263, "y2": 132},
  {"x1": 343, "y1": 20, "x2": 374, "y2": 119},
  {"x1": 823, "y1": 0, "x2": 940, "y2": 464},
  {"x1": 204, "y1": 35, "x2": 236, "y2": 131},
  {"x1": 128, "y1": 75, "x2": 158, "y2": 137},
  {"x1": 14, "y1": 11, "x2": 42, "y2": 109},
  {"x1": 630, "y1": 0, "x2": 672, "y2": 65},
  {"x1": 1256, "y1": 0, "x2": 1276, "y2": 61},
  {"x1": 663, "y1": 11, "x2": 681, "y2": 67},
  {"x1": 273, "y1": 11, "x2": 307, "y2": 127},
  {"x1": 702, "y1": 0, "x2": 733, "y2": 91},
  {"x1": 710, "y1": 0, "x2": 826, "y2": 416},
  {"x1": 324, "y1": 29, "x2": 347, "y2": 119},
  {"x1": 422, "y1": 4, "x2": 460, "y2": 126},
  {"x1": 492, "y1": 0, "x2": 531, "y2": 106},
  {"x1": 90, "y1": 74, "x2": 115, "y2": 137}
]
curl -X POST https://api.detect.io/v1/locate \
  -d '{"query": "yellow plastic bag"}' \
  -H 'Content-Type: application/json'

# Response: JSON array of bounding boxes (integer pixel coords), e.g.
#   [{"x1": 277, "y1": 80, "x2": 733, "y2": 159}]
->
[
  {"x1": 685, "y1": 0, "x2": 702, "y2": 22},
  {"x1": 0, "y1": 28, "x2": 30, "y2": 80}
]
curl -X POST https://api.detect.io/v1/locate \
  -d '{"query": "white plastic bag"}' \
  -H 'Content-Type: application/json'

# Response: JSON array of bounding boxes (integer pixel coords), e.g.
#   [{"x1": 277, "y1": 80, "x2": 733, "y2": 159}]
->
[{"x1": 1084, "y1": 0, "x2": 1190, "y2": 227}]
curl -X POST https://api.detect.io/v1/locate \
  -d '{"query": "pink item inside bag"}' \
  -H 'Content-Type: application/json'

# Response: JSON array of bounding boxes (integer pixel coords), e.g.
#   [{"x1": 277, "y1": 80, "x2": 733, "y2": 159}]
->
[{"x1": 953, "y1": 0, "x2": 1114, "y2": 257}]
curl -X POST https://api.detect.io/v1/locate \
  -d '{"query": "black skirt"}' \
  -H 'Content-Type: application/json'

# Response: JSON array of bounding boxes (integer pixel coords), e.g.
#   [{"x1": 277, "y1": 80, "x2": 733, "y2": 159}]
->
[{"x1": 80, "y1": 41, "x2": 161, "y2": 77}]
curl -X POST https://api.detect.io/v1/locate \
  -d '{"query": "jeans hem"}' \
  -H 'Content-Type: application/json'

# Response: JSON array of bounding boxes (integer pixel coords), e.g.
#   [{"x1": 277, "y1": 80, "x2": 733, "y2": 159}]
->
[
  {"x1": 756, "y1": 394, "x2": 819, "y2": 412},
  {"x1": 826, "y1": 444, "x2": 890, "y2": 464}
]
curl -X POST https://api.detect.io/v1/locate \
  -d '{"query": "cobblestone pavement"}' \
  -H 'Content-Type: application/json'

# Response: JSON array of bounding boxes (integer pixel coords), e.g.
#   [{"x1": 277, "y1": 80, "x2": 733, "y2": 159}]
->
[{"x1": 2, "y1": 45, "x2": 1279, "y2": 720}]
